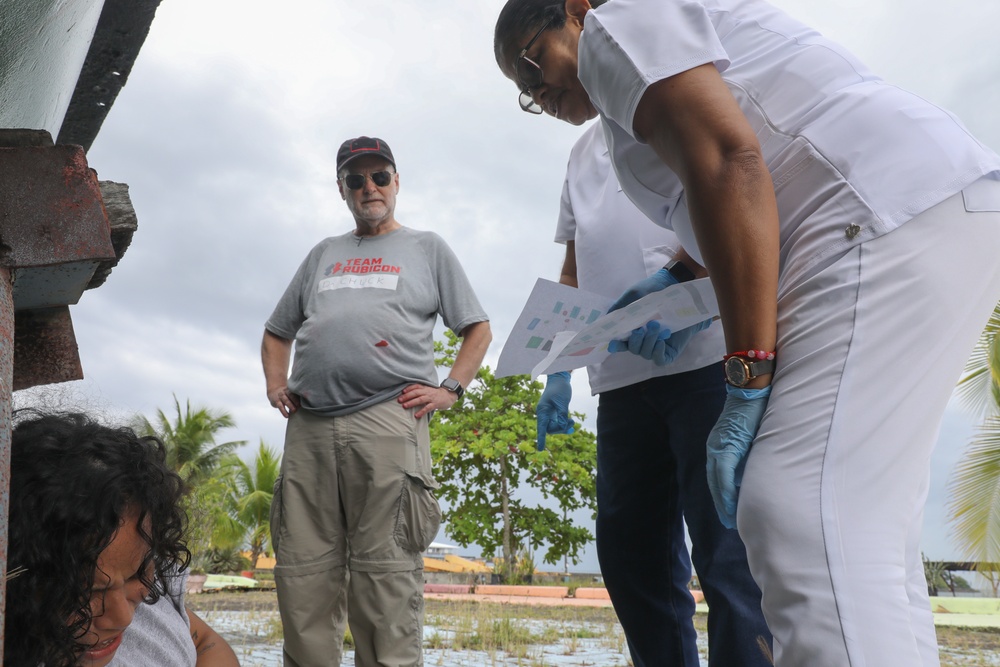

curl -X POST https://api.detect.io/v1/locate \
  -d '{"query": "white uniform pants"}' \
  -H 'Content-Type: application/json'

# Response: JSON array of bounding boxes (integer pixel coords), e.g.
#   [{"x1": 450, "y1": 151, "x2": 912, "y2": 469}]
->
[{"x1": 738, "y1": 187, "x2": 1000, "y2": 667}]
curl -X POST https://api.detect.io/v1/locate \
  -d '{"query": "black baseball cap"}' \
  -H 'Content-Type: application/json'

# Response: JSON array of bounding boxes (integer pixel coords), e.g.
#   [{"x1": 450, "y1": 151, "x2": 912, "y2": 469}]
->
[{"x1": 336, "y1": 136, "x2": 396, "y2": 172}]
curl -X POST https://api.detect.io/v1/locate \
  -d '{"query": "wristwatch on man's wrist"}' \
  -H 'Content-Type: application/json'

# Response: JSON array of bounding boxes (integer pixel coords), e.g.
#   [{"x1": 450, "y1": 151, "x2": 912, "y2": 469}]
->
[
  {"x1": 665, "y1": 259, "x2": 696, "y2": 283},
  {"x1": 440, "y1": 377, "x2": 464, "y2": 398},
  {"x1": 723, "y1": 353, "x2": 776, "y2": 388}
]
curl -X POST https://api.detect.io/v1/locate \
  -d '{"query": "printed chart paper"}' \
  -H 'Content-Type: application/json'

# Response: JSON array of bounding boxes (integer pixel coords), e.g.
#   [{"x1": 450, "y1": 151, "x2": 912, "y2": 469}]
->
[{"x1": 496, "y1": 277, "x2": 718, "y2": 379}]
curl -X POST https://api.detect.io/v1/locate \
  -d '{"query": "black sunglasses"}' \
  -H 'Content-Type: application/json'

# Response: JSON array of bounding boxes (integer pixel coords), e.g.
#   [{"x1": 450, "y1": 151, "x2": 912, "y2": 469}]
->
[
  {"x1": 342, "y1": 171, "x2": 394, "y2": 190},
  {"x1": 515, "y1": 15, "x2": 555, "y2": 114}
]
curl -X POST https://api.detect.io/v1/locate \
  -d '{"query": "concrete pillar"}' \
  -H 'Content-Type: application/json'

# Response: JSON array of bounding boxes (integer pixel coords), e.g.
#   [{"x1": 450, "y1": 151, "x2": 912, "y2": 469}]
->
[
  {"x1": 0, "y1": 129, "x2": 115, "y2": 660},
  {"x1": 0, "y1": 0, "x2": 107, "y2": 138}
]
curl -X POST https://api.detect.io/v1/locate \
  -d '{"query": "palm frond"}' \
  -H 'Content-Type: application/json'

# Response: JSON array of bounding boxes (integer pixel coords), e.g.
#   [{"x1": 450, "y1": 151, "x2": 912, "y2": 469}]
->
[
  {"x1": 947, "y1": 417, "x2": 1000, "y2": 561},
  {"x1": 956, "y1": 301, "x2": 1000, "y2": 419}
]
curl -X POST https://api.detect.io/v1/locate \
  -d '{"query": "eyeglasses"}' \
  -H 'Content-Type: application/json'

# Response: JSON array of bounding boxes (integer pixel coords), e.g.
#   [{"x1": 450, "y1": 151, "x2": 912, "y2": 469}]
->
[
  {"x1": 341, "y1": 171, "x2": 394, "y2": 190},
  {"x1": 515, "y1": 15, "x2": 554, "y2": 114}
]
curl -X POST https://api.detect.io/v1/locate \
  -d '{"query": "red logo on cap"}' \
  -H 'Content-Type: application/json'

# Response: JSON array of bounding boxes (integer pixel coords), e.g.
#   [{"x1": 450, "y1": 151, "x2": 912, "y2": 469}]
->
[{"x1": 350, "y1": 139, "x2": 381, "y2": 153}]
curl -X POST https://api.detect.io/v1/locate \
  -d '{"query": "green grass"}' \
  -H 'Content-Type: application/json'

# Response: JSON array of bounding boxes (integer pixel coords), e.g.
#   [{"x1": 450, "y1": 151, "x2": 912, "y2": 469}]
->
[{"x1": 932, "y1": 596, "x2": 1000, "y2": 616}]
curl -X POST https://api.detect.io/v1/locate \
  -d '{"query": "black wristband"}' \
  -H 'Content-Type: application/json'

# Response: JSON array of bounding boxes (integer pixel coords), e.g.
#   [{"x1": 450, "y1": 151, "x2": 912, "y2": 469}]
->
[
  {"x1": 440, "y1": 377, "x2": 464, "y2": 398},
  {"x1": 665, "y1": 259, "x2": 696, "y2": 283}
]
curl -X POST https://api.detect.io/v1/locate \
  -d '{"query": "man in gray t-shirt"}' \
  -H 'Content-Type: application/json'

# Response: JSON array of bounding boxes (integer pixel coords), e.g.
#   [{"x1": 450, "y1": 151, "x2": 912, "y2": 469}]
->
[{"x1": 262, "y1": 136, "x2": 490, "y2": 667}]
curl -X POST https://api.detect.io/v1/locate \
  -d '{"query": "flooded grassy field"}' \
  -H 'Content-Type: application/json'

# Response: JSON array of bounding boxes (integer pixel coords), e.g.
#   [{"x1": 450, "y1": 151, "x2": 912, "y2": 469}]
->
[{"x1": 188, "y1": 590, "x2": 1000, "y2": 666}]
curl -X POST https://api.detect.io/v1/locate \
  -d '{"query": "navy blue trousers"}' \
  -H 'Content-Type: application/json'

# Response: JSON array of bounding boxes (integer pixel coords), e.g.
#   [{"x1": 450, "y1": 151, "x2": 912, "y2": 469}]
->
[{"x1": 596, "y1": 363, "x2": 772, "y2": 666}]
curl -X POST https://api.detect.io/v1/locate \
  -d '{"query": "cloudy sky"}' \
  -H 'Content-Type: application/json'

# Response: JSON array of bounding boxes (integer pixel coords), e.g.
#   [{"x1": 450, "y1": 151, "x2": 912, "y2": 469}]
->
[{"x1": 23, "y1": 0, "x2": 1000, "y2": 569}]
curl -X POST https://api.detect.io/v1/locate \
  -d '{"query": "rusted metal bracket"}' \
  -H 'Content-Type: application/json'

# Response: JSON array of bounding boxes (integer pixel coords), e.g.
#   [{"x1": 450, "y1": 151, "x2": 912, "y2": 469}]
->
[{"x1": 0, "y1": 129, "x2": 118, "y2": 389}]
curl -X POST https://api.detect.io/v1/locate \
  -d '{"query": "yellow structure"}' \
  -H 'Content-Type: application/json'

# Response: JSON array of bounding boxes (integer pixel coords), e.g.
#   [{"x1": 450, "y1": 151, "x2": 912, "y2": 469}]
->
[
  {"x1": 244, "y1": 552, "x2": 488, "y2": 574},
  {"x1": 423, "y1": 554, "x2": 492, "y2": 573},
  {"x1": 240, "y1": 552, "x2": 276, "y2": 570}
]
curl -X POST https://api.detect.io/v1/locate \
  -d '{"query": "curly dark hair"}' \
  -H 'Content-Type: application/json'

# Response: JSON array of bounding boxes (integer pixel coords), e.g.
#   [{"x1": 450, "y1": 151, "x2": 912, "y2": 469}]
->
[{"x1": 5, "y1": 411, "x2": 190, "y2": 667}]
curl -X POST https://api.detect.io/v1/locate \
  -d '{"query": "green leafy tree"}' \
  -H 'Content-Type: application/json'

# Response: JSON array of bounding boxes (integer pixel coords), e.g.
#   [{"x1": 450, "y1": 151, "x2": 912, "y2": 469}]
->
[
  {"x1": 947, "y1": 302, "x2": 1000, "y2": 578},
  {"x1": 137, "y1": 395, "x2": 246, "y2": 484},
  {"x1": 430, "y1": 332, "x2": 597, "y2": 583},
  {"x1": 201, "y1": 546, "x2": 252, "y2": 575},
  {"x1": 135, "y1": 397, "x2": 247, "y2": 572},
  {"x1": 216, "y1": 442, "x2": 282, "y2": 570},
  {"x1": 948, "y1": 573, "x2": 975, "y2": 594},
  {"x1": 183, "y1": 475, "x2": 230, "y2": 573},
  {"x1": 922, "y1": 553, "x2": 948, "y2": 596}
]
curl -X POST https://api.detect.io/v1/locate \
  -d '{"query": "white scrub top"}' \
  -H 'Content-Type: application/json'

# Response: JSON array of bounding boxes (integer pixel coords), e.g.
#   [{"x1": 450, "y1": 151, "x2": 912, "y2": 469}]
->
[
  {"x1": 557, "y1": 123, "x2": 725, "y2": 395},
  {"x1": 577, "y1": 0, "x2": 1000, "y2": 289}
]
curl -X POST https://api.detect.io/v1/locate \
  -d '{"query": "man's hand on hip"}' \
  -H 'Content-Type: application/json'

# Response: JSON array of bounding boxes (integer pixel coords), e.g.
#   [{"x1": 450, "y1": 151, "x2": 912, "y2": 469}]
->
[
  {"x1": 399, "y1": 383, "x2": 458, "y2": 419},
  {"x1": 268, "y1": 386, "x2": 300, "y2": 418}
]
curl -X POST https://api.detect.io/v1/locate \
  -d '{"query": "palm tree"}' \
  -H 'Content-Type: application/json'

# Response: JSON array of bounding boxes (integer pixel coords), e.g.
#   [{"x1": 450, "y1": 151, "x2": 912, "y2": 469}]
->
[
  {"x1": 216, "y1": 441, "x2": 282, "y2": 570},
  {"x1": 138, "y1": 396, "x2": 246, "y2": 484},
  {"x1": 947, "y1": 302, "x2": 1000, "y2": 567}
]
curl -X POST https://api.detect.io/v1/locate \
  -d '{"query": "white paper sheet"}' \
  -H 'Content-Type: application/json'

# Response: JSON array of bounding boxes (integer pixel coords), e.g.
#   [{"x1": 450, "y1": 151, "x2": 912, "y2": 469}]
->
[{"x1": 495, "y1": 277, "x2": 719, "y2": 378}]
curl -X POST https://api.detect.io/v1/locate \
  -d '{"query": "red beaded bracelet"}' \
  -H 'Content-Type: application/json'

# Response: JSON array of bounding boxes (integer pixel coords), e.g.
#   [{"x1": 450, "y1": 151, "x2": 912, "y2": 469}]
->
[{"x1": 723, "y1": 349, "x2": 776, "y2": 361}]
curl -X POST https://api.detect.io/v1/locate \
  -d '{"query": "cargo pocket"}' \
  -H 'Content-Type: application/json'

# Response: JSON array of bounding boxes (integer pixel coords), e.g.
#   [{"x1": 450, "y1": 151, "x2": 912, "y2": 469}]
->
[
  {"x1": 393, "y1": 471, "x2": 442, "y2": 553},
  {"x1": 269, "y1": 475, "x2": 284, "y2": 555}
]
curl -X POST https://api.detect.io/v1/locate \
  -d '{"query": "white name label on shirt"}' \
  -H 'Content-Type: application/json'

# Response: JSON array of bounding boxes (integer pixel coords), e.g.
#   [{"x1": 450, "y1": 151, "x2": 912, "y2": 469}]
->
[{"x1": 318, "y1": 275, "x2": 400, "y2": 292}]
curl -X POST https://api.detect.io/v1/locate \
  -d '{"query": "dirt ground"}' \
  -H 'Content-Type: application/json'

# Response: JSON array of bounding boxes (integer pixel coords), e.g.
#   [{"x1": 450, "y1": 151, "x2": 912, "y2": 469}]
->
[{"x1": 187, "y1": 589, "x2": 280, "y2": 613}]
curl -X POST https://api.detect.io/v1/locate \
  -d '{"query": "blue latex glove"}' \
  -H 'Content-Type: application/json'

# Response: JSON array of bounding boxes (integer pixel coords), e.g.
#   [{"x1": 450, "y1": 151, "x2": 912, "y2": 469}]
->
[
  {"x1": 535, "y1": 371, "x2": 575, "y2": 451},
  {"x1": 607, "y1": 267, "x2": 677, "y2": 313},
  {"x1": 606, "y1": 267, "x2": 710, "y2": 365},
  {"x1": 608, "y1": 318, "x2": 712, "y2": 366},
  {"x1": 706, "y1": 384, "x2": 772, "y2": 529}
]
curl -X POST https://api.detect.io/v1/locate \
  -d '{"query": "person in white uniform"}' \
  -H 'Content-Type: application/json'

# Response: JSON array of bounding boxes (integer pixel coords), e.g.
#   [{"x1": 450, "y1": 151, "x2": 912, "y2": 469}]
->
[
  {"x1": 493, "y1": 0, "x2": 1000, "y2": 665},
  {"x1": 536, "y1": 121, "x2": 772, "y2": 666}
]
